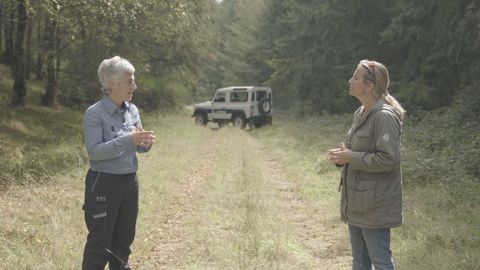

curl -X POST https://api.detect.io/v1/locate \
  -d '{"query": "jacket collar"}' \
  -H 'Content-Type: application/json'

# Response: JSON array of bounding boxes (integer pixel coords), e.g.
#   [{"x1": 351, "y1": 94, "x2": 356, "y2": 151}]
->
[
  {"x1": 370, "y1": 98, "x2": 388, "y2": 115},
  {"x1": 354, "y1": 98, "x2": 388, "y2": 131}
]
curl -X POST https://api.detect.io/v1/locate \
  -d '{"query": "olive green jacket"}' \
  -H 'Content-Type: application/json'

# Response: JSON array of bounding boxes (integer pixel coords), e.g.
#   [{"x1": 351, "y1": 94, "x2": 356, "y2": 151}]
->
[{"x1": 339, "y1": 98, "x2": 403, "y2": 229}]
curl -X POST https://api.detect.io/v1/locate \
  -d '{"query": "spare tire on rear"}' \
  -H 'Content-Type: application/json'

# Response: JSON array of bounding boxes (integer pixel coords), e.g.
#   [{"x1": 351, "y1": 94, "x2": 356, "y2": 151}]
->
[{"x1": 258, "y1": 98, "x2": 272, "y2": 115}]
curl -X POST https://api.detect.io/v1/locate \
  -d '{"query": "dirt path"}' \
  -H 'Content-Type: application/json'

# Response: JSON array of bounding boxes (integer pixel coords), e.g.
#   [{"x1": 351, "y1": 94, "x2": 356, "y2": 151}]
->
[
  {"x1": 130, "y1": 135, "x2": 217, "y2": 269},
  {"x1": 253, "y1": 141, "x2": 350, "y2": 269},
  {"x1": 145, "y1": 158, "x2": 214, "y2": 269},
  {"x1": 131, "y1": 127, "x2": 350, "y2": 269}
]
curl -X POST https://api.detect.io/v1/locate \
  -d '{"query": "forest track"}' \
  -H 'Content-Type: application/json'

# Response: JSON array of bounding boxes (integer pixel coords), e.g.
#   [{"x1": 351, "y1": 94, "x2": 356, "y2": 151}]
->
[
  {"x1": 130, "y1": 134, "x2": 217, "y2": 269},
  {"x1": 130, "y1": 124, "x2": 350, "y2": 269},
  {"x1": 253, "y1": 140, "x2": 350, "y2": 269}
]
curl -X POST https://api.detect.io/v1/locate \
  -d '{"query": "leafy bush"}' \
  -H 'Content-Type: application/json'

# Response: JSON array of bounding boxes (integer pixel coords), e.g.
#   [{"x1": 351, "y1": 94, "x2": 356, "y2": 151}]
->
[{"x1": 403, "y1": 82, "x2": 480, "y2": 185}]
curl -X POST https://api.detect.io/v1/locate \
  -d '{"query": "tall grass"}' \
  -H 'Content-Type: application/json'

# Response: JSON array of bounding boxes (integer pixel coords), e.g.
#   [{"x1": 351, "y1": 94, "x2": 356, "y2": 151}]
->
[
  {"x1": 0, "y1": 172, "x2": 86, "y2": 269},
  {"x1": 0, "y1": 106, "x2": 86, "y2": 185},
  {"x1": 394, "y1": 85, "x2": 480, "y2": 269}
]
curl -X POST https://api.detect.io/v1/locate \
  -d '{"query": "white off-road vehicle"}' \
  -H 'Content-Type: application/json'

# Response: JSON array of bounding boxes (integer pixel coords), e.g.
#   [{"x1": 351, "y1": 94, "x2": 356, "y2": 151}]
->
[{"x1": 192, "y1": 86, "x2": 273, "y2": 128}]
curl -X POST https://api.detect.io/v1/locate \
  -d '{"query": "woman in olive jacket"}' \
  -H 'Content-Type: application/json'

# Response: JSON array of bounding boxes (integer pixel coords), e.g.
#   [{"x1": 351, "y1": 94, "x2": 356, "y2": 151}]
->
[{"x1": 328, "y1": 60, "x2": 405, "y2": 270}]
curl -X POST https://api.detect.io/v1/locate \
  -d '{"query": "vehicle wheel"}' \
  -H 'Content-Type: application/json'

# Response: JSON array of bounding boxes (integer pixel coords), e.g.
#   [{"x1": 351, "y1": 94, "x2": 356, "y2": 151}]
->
[
  {"x1": 254, "y1": 122, "x2": 263, "y2": 128},
  {"x1": 195, "y1": 112, "x2": 207, "y2": 126},
  {"x1": 258, "y1": 98, "x2": 272, "y2": 115},
  {"x1": 233, "y1": 114, "x2": 246, "y2": 129}
]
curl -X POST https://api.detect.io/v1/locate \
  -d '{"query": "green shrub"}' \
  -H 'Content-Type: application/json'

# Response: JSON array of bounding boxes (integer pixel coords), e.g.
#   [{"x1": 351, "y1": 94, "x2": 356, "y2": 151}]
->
[{"x1": 403, "y1": 82, "x2": 480, "y2": 185}]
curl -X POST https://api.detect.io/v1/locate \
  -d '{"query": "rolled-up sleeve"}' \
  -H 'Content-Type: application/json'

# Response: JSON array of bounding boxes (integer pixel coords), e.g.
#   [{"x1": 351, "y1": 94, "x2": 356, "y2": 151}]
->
[
  {"x1": 83, "y1": 110, "x2": 136, "y2": 161},
  {"x1": 348, "y1": 110, "x2": 401, "y2": 173}
]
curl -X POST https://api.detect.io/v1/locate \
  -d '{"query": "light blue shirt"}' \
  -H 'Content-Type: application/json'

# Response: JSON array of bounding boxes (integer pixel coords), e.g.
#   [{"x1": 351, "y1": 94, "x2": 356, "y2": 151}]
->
[{"x1": 83, "y1": 95, "x2": 151, "y2": 174}]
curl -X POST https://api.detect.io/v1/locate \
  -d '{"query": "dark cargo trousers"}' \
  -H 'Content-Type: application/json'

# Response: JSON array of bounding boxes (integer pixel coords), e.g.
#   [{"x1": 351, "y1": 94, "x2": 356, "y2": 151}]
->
[{"x1": 82, "y1": 169, "x2": 139, "y2": 270}]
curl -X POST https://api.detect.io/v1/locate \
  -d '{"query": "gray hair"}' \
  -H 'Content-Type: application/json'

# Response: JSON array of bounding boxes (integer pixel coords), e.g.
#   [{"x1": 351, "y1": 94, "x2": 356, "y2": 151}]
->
[{"x1": 97, "y1": 56, "x2": 135, "y2": 94}]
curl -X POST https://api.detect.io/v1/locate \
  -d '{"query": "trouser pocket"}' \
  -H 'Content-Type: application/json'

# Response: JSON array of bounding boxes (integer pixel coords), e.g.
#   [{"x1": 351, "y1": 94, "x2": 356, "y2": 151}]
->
[{"x1": 83, "y1": 203, "x2": 107, "y2": 234}]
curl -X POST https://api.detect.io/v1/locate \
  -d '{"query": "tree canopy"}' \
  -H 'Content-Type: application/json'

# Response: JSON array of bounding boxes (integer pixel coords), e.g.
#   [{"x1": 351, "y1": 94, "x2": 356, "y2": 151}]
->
[
  {"x1": 206, "y1": 0, "x2": 479, "y2": 113},
  {"x1": 1, "y1": 0, "x2": 478, "y2": 113}
]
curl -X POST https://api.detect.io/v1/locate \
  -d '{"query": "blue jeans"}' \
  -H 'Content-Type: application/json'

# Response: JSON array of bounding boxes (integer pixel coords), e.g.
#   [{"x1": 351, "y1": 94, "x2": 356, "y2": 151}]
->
[{"x1": 348, "y1": 225, "x2": 395, "y2": 270}]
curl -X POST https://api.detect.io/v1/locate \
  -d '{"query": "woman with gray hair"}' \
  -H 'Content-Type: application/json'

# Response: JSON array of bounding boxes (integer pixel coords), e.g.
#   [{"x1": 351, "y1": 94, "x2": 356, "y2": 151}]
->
[
  {"x1": 82, "y1": 56, "x2": 156, "y2": 270},
  {"x1": 327, "y1": 59, "x2": 405, "y2": 270}
]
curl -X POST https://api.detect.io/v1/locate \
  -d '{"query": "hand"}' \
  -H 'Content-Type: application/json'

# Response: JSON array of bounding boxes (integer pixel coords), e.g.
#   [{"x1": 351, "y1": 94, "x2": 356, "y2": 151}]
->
[
  {"x1": 131, "y1": 127, "x2": 156, "y2": 147},
  {"x1": 327, "y1": 143, "x2": 352, "y2": 165}
]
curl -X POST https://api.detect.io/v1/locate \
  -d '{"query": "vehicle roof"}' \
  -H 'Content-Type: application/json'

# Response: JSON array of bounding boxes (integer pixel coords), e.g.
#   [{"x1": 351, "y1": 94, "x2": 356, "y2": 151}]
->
[{"x1": 217, "y1": 86, "x2": 271, "y2": 91}]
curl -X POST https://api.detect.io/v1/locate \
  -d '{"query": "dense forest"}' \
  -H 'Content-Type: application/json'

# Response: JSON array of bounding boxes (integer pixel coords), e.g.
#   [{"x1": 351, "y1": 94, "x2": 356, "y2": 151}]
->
[{"x1": 1, "y1": 0, "x2": 478, "y2": 113}]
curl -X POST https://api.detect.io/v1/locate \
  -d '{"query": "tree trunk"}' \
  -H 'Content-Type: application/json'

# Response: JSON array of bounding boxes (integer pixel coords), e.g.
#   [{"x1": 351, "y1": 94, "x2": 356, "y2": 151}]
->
[
  {"x1": 11, "y1": 0, "x2": 28, "y2": 106},
  {"x1": 4, "y1": 5, "x2": 15, "y2": 66},
  {"x1": 55, "y1": 34, "x2": 60, "y2": 80},
  {"x1": 0, "y1": 0, "x2": 3, "y2": 54},
  {"x1": 25, "y1": 16, "x2": 33, "y2": 80},
  {"x1": 35, "y1": 14, "x2": 44, "y2": 80},
  {"x1": 41, "y1": 16, "x2": 57, "y2": 106}
]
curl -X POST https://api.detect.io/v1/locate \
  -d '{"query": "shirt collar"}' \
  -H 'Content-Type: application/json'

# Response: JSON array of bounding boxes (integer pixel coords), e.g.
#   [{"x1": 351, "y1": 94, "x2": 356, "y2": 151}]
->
[{"x1": 102, "y1": 95, "x2": 130, "y2": 115}]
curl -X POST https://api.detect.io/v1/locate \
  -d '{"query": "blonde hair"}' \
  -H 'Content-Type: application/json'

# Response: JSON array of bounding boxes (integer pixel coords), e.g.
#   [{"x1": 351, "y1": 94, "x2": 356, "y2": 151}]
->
[
  {"x1": 359, "y1": 59, "x2": 405, "y2": 120},
  {"x1": 97, "y1": 56, "x2": 135, "y2": 94}
]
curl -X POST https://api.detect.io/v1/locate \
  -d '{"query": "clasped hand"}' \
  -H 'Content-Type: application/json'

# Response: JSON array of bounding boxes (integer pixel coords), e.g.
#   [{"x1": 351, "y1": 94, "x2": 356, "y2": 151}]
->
[
  {"x1": 131, "y1": 127, "x2": 156, "y2": 147},
  {"x1": 327, "y1": 143, "x2": 352, "y2": 165}
]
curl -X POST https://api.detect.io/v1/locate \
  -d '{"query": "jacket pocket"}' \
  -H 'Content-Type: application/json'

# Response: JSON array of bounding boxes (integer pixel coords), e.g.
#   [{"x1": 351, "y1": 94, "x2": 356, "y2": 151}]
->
[
  {"x1": 83, "y1": 203, "x2": 107, "y2": 234},
  {"x1": 348, "y1": 179, "x2": 376, "y2": 214},
  {"x1": 352, "y1": 130, "x2": 370, "y2": 151}
]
